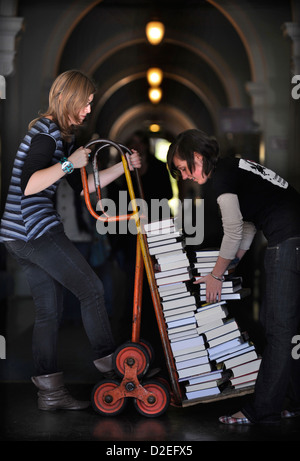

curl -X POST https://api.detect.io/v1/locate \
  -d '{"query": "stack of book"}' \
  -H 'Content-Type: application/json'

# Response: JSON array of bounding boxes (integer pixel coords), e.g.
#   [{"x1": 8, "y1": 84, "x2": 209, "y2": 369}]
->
[
  {"x1": 143, "y1": 218, "x2": 260, "y2": 402},
  {"x1": 144, "y1": 218, "x2": 193, "y2": 291},
  {"x1": 189, "y1": 249, "x2": 245, "y2": 301}
]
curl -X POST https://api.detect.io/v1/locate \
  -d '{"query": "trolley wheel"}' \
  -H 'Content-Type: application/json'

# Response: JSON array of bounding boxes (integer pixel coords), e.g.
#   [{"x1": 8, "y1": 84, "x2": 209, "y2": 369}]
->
[
  {"x1": 133, "y1": 380, "x2": 170, "y2": 418},
  {"x1": 92, "y1": 379, "x2": 127, "y2": 416},
  {"x1": 139, "y1": 338, "x2": 155, "y2": 364},
  {"x1": 113, "y1": 342, "x2": 150, "y2": 378}
]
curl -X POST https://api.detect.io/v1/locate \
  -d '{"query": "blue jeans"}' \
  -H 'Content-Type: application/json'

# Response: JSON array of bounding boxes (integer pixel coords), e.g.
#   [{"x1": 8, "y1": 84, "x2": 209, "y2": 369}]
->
[
  {"x1": 5, "y1": 224, "x2": 116, "y2": 376},
  {"x1": 243, "y1": 236, "x2": 300, "y2": 423}
]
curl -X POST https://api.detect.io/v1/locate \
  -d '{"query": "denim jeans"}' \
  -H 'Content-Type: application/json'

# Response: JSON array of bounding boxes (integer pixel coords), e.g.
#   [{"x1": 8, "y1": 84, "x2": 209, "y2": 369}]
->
[
  {"x1": 243, "y1": 236, "x2": 300, "y2": 423},
  {"x1": 5, "y1": 224, "x2": 116, "y2": 376}
]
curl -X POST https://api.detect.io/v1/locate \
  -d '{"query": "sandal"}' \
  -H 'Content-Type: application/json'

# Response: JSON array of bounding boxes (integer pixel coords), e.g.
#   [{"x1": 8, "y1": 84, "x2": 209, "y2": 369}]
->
[{"x1": 219, "y1": 415, "x2": 253, "y2": 425}]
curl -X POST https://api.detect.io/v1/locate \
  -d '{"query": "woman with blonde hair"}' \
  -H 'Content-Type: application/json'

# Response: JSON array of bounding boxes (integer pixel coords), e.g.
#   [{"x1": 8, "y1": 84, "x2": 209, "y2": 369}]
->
[{"x1": 0, "y1": 70, "x2": 141, "y2": 410}]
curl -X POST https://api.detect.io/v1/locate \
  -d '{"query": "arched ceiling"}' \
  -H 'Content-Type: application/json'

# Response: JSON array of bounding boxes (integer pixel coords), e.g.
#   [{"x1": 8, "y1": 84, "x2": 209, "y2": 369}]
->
[{"x1": 58, "y1": 0, "x2": 253, "y2": 143}]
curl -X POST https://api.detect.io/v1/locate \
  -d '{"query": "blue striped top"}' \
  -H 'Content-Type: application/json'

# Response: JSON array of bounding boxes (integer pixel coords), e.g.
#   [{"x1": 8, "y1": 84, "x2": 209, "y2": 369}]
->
[{"x1": 0, "y1": 118, "x2": 72, "y2": 242}]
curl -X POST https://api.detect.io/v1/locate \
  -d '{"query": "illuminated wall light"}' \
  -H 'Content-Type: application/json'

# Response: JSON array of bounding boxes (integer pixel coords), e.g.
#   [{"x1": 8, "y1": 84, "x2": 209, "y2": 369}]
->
[
  {"x1": 147, "y1": 68, "x2": 163, "y2": 87},
  {"x1": 145, "y1": 21, "x2": 165, "y2": 45},
  {"x1": 148, "y1": 87, "x2": 162, "y2": 104},
  {"x1": 149, "y1": 123, "x2": 161, "y2": 133}
]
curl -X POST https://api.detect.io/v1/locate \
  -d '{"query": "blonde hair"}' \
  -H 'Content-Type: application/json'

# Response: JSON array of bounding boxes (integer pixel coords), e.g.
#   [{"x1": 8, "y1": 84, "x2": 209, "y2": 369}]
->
[{"x1": 29, "y1": 70, "x2": 97, "y2": 140}]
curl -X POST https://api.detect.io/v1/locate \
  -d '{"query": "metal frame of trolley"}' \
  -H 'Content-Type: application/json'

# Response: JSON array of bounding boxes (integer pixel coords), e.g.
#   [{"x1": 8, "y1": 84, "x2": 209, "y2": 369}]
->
[{"x1": 81, "y1": 139, "x2": 254, "y2": 417}]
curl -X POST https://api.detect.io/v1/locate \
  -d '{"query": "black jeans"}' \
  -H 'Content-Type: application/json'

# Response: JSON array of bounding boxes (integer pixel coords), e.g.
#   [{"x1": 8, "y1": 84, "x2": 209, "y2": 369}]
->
[
  {"x1": 5, "y1": 224, "x2": 115, "y2": 376},
  {"x1": 243, "y1": 236, "x2": 300, "y2": 423}
]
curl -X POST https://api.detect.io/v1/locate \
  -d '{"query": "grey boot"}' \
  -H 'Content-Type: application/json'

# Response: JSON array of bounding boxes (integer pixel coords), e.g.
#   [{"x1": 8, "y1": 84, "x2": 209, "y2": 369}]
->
[
  {"x1": 94, "y1": 353, "x2": 116, "y2": 379},
  {"x1": 31, "y1": 372, "x2": 90, "y2": 411}
]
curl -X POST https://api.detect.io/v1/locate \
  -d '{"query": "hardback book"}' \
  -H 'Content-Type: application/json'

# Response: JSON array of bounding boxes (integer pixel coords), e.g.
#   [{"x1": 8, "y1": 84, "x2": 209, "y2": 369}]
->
[
  {"x1": 175, "y1": 349, "x2": 209, "y2": 363},
  {"x1": 177, "y1": 362, "x2": 212, "y2": 381},
  {"x1": 207, "y1": 337, "x2": 245, "y2": 360},
  {"x1": 161, "y1": 295, "x2": 197, "y2": 310},
  {"x1": 171, "y1": 335, "x2": 206, "y2": 357},
  {"x1": 166, "y1": 315, "x2": 196, "y2": 330},
  {"x1": 196, "y1": 318, "x2": 225, "y2": 334},
  {"x1": 213, "y1": 342, "x2": 254, "y2": 363},
  {"x1": 175, "y1": 355, "x2": 210, "y2": 370},
  {"x1": 206, "y1": 330, "x2": 241, "y2": 348},
  {"x1": 156, "y1": 272, "x2": 193, "y2": 286},
  {"x1": 147, "y1": 230, "x2": 182, "y2": 244},
  {"x1": 156, "y1": 259, "x2": 190, "y2": 272},
  {"x1": 222, "y1": 349, "x2": 258, "y2": 369},
  {"x1": 187, "y1": 370, "x2": 223, "y2": 385},
  {"x1": 230, "y1": 358, "x2": 262, "y2": 378},
  {"x1": 185, "y1": 386, "x2": 220, "y2": 400},
  {"x1": 199, "y1": 289, "x2": 250, "y2": 302},
  {"x1": 200, "y1": 284, "x2": 242, "y2": 295},
  {"x1": 185, "y1": 379, "x2": 220, "y2": 392},
  {"x1": 204, "y1": 319, "x2": 239, "y2": 341},
  {"x1": 163, "y1": 305, "x2": 197, "y2": 320},
  {"x1": 168, "y1": 330, "x2": 199, "y2": 342},
  {"x1": 161, "y1": 291, "x2": 194, "y2": 301},
  {"x1": 149, "y1": 241, "x2": 185, "y2": 256},
  {"x1": 155, "y1": 266, "x2": 190, "y2": 280},
  {"x1": 144, "y1": 218, "x2": 177, "y2": 233}
]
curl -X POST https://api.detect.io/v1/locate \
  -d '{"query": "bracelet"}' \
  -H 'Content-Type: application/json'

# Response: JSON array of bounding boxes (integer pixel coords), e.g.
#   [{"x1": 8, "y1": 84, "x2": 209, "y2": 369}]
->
[{"x1": 210, "y1": 272, "x2": 225, "y2": 282}]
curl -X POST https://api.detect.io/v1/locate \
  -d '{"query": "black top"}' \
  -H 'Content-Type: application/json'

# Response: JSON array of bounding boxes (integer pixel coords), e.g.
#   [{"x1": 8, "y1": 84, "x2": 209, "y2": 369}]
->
[
  {"x1": 211, "y1": 157, "x2": 300, "y2": 245},
  {"x1": 21, "y1": 133, "x2": 83, "y2": 196}
]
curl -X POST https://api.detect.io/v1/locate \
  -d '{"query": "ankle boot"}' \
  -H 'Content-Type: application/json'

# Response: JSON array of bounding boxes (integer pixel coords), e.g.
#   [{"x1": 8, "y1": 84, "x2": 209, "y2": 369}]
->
[
  {"x1": 31, "y1": 372, "x2": 90, "y2": 411},
  {"x1": 94, "y1": 353, "x2": 117, "y2": 379}
]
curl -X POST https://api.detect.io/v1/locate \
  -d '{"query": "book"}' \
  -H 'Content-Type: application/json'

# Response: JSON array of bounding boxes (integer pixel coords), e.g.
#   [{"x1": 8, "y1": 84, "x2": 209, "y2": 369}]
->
[
  {"x1": 163, "y1": 305, "x2": 197, "y2": 319},
  {"x1": 187, "y1": 370, "x2": 223, "y2": 385},
  {"x1": 207, "y1": 337, "x2": 245, "y2": 360},
  {"x1": 161, "y1": 295, "x2": 197, "y2": 310},
  {"x1": 199, "y1": 289, "x2": 249, "y2": 301},
  {"x1": 204, "y1": 319, "x2": 239, "y2": 341},
  {"x1": 196, "y1": 318, "x2": 225, "y2": 334},
  {"x1": 166, "y1": 316, "x2": 196, "y2": 330},
  {"x1": 155, "y1": 266, "x2": 190, "y2": 279},
  {"x1": 177, "y1": 362, "x2": 212, "y2": 381},
  {"x1": 206, "y1": 330, "x2": 241, "y2": 348},
  {"x1": 222, "y1": 349, "x2": 258, "y2": 369},
  {"x1": 175, "y1": 355, "x2": 210, "y2": 370},
  {"x1": 185, "y1": 379, "x2": 220, "y2": 392},
  {"x1": 175, "y1": 349, "x2": 209, "y2": 362},
  {"x1": 149, "y1": 241, "x2": 185, "y2": 256},
  {"x1": 171, "y1": 335, "x2": 206, "y2": 357},
  {"x1": 156, "y1": 272, "x2": 193, "y2": 286},
  {"x1": 144, "y1": 218, "x2": 176, "y2": 233},
  {"x1": 230, "y1": 358, "x2": 262, "y2": 378},
  {"x1": 185, "y1": 387, "x2": 220, "y2": 400}
]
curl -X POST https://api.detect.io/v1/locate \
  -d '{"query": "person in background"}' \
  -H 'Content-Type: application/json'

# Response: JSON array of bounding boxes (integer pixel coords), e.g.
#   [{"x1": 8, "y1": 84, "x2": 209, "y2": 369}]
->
[
  {"x1": 0, "y1": 70, "x2": 141, "y2": 411},
  {"x1": 167, "y1": 128, "x2": 300, "y2": 425}
]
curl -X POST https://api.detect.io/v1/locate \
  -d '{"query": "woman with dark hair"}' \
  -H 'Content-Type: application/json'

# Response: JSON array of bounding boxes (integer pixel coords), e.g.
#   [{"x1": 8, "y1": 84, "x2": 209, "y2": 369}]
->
[
  {"x1": 167, "y1": 128, "x2": 300, "y2": 425},
  {"x1": 0, "y1": 70, "x2": 141, "y2": 410}
]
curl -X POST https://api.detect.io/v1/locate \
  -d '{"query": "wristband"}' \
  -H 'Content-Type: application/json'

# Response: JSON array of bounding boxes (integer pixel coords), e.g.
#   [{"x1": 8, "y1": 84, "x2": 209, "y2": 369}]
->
[{"x1": 210, "y1": 272, "x2": 225, "y2": 282}]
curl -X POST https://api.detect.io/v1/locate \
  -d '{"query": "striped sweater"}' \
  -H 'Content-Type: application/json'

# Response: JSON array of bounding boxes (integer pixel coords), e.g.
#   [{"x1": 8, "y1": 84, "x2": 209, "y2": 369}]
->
[{"x1": 0, "y1": 118, "x2": 72, "y2": 242}]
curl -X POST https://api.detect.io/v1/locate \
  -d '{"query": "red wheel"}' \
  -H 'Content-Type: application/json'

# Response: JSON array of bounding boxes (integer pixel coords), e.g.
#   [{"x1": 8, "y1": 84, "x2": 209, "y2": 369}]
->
[
  {"x1": 139, "y1": 338, "x2": 155, "y2": 364},
  {"x1": 133, "y1": 380, "x2": 170, "y2": 417},
  {"x1": 113, "y1": 342, "x2": 150, "y2": 378},
  {"x1": 92, "y1": 380, "x2": 127, "y2": 416}
]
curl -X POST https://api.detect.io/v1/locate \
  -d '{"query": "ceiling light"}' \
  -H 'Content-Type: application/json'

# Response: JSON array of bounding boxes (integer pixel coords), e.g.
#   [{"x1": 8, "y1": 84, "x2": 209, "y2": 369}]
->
[
  {"x1": 147, "y1": 68, "x2": 163, "y2": 87},
  {"x1": 145, "y1": 21, "x2": 165, "y2": 45},
  {"x1": 149, "y1": 123, "x2": 161, "y2": 133},
  {"x1": 148, "y1": 87, "x2": 162, "y2": 104}
]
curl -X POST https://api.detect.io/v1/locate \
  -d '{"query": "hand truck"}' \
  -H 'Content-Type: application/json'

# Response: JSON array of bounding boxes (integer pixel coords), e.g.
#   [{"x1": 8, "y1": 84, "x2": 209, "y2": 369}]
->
[
  {"x1": 81, "y1": 139, "x2": 183, "y2": 418},
  {"x1": 81, "y1": 139, "x2": 255, "y2": 417}
]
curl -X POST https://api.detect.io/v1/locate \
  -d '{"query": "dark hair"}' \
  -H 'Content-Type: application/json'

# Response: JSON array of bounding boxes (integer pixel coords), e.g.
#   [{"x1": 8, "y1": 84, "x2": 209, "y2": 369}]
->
[{"x1": 167, "y1": 129, "x2": 219, "y2": 179}]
